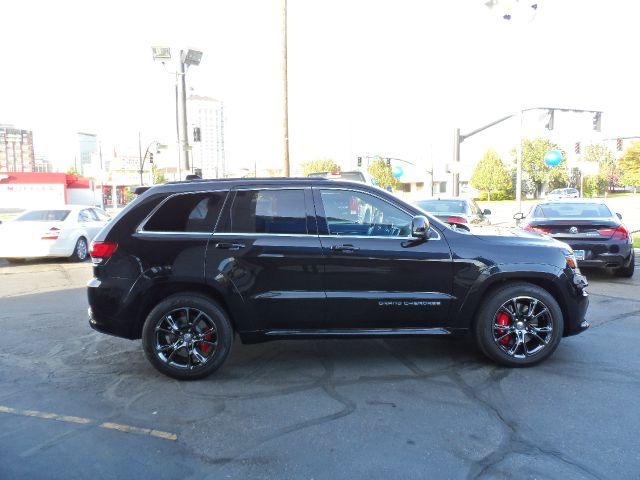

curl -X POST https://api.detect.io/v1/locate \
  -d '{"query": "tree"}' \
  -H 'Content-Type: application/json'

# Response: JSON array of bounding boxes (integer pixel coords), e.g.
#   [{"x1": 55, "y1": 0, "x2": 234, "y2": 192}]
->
[
  {"x1": 66, "y1": 166, "x2": 80, "y2": 176},
  {"x1": 583, "y1": 144, "x2": 619, "y2": 192},
  {"x1": 470, "y1": 148, "x2": 511, "y2": 201},
  {"x1": 513, "y1": 138, "x2": 568, "y2": 198},
  {"x1": 367, "y1": 159, "x2": 399, "y2": 190},
  {"x1": 152, "y1": 164, "x2": 167, "y2": 185},
  {"x1": 301, "y1": 158, "x2": 340, "y2": 177},
  {"x1": 618, "y1": 141, "x2": 640, "y2": 192}
]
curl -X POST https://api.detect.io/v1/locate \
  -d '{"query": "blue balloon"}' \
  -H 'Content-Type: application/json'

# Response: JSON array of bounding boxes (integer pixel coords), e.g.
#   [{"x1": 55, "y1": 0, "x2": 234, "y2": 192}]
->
[
  {"x1": 392, "y1": 165, "x2": 403, "y2": 178},
  {"x1": 544, "y1": 150, "x2": 562, "y2": 166}
]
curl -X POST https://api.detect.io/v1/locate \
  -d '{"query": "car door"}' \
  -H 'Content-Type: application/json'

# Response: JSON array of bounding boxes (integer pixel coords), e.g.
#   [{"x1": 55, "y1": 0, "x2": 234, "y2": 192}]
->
[
  {"x1": 313, "y1": 186, "x2": 454, "y2": 329},
  {"x1": 205, "y1": 186, "x2": 325, "y2": 332}
]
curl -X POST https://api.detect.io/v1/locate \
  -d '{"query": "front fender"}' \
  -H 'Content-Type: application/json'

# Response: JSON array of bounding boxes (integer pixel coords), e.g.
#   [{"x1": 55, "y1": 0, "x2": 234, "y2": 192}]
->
[{"x1": 450, "y1": 262, "x2": 566, "y2": 330}]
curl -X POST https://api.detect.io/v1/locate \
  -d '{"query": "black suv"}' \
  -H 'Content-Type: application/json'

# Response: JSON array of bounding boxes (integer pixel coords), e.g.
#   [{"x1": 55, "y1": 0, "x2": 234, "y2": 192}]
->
[{"x1": 88, "y1": 178, "x2": 589, "y2": 379}]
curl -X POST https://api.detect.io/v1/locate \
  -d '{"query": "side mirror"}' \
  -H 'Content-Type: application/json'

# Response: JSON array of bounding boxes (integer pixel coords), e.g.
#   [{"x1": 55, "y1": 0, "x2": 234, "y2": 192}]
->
[
  {"x1": 411, "y1": 215, "x2": 430, "y2": 239},
  {"x1": 483, "y1": 209, "x2": 492, "y2": 215},
  {"x1": 513, "y1": 212, "x2": 524, "y2": 221},
  {"x1": 617, "y1": 213, "x2": 622, "y2": 220}
]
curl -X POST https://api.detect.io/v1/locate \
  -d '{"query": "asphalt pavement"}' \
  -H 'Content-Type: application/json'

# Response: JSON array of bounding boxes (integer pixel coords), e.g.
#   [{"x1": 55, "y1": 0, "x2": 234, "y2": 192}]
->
[{"x1": 1, "y1": 259, "x2": 639, "y2": 479}]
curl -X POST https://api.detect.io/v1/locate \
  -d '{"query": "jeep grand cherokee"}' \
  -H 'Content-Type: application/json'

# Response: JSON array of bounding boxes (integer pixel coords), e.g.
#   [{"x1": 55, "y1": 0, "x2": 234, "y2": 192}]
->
[{"x1": 87, "y1": 178, "x2": 589, "y2": 380}]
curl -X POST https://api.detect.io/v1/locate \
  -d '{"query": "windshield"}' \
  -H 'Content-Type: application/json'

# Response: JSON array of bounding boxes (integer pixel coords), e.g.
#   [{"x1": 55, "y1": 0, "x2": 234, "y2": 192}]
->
[
  {"x1": 415, "y1": 200, "x2": 468, "y2": 215},
  {"x1": 532, "y1": 203, "x2": 613, "y2": 219},
  {"x1": 14, "y1": 210, "x2": 71, "y2": 222}
]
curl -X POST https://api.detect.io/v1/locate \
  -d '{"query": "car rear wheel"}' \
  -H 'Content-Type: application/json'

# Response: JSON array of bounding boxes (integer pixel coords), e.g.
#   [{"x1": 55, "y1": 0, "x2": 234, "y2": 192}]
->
[
  {"x1": 614, "y1": 251, "x2": 635, "y2": 278},
  {"x1": 69, "y1": 237, "x2": 88, "y2": 262},
  {"x1": 142, "y1": 294, "x2": 233, "y2": 380},
  {"x1": 474, "y1": 283, "x2": 564, "y2": 367}
]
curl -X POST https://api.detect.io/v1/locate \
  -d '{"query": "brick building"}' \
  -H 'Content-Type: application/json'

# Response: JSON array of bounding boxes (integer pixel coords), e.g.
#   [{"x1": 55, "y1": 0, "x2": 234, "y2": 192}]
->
[{"x1": 0, "y1": 125, "x2": 35, "y2": 172}]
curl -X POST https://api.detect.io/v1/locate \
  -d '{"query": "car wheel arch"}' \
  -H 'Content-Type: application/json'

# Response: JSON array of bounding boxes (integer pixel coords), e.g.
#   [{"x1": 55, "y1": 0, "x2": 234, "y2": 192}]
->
[
  {"x1": 462, "y1": 272, "x2": 570, "y2": 336},
  {"x1": 133, "y1": 283, "x2": 236, "y2": 339}
]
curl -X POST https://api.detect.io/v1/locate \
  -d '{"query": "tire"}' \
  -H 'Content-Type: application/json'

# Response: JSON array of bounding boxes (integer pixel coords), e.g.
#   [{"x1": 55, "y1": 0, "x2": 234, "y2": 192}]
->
[
  {"x1": 5, "y1": 258, "x2": 26, "y2": 264},
  {"x1": 69, "y1": 237, "x2": 88, "y2": 262},
  {"x1": 614, "y1": 251, "x2": 635, "y2": 278},
  {"x1": 474, "y1": 282, "x2": 564, "y2": 367},
  {"x1": 142, "y1": 294, "x2": 234, "y2": 380}
]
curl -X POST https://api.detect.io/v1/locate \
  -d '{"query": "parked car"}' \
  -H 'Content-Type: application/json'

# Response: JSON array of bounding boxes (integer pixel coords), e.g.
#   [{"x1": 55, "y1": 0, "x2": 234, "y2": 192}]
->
[
  {"x1": 0, "y1": 205, "x2": 110, "y2": 263},
  {"x1": 88, "y1": 178, "x2": 589, "y2": 380},
  {"x1": 546, "y1": 188, "x2": 579, "y2": 200},
  {"x1": 413, "y1": 197, "x2": 491, "y2": 225},
  {"x1": 515, "y1": 199, "x2": 634, "y2": 277},
  {"x1": 307, "y1": 170, "x2": 378, "y2": 186}
]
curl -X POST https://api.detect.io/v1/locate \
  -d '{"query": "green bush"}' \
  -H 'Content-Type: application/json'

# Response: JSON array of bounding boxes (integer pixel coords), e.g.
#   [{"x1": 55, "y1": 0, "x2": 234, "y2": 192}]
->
[{"x1": 474, "y1": 191, "x2": 514, "y2": 201}]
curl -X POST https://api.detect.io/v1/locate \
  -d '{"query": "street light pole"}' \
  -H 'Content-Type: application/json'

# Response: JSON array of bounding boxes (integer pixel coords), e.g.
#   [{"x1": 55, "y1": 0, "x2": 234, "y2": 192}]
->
[
  {"x1": 152, "y1": 46, "x2": 202, "y2": 178},
  {"x1": 178, "y1": 51, "x2": 190, "y2": 172}
]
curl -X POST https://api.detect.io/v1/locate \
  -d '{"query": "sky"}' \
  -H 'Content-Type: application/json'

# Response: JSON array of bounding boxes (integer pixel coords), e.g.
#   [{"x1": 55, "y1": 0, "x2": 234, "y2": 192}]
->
[{"x1": 1, "y1": 0, "x2": 639, "y2": 177}]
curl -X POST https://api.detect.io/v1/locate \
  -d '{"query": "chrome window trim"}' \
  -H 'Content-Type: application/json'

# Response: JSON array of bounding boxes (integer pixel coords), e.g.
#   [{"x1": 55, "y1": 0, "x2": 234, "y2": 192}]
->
[
  {"x1": 136, "y1": 189, "x2": 229, "y2": 234},
  {"x1": 315, "y1": 186, "x2": 442, "y2": 241}
]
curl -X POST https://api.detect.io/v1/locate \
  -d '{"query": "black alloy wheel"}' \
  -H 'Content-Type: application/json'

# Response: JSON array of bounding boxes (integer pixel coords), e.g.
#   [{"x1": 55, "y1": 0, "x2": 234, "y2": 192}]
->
[
  {"x1": 142, "y1": 294, "x2": 233, "y2": 380},
  {"x1": 475, "y1": 283, "x2": 564, "y2": 367}
]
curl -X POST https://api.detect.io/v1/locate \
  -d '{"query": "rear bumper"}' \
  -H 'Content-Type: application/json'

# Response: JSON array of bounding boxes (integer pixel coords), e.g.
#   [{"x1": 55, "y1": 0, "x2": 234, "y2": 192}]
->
[
  {"x1": 578, "y1": 251, "x2": 632, "y2": 269},
  {"x1": 0, "y1": 240, "x2": 73, "y2": 258}
]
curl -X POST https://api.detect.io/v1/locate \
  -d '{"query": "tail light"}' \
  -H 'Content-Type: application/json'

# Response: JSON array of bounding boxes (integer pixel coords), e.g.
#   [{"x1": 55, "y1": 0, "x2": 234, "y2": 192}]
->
[
  {"x1": 446, "y1": 216, "x2": 467, "y2": 224},
  {"x1": 524, "y1": 225, "x2": 551, "y2": 235},
  {"x1": 596, "y1": 225, "x2": 629, "y2": 240},
  {"x1": 41, "y1": 227, "x2": 61, "y2": 240},
  {"x1": 89, "y1": 241, "x2": 118, "y2": 264}
]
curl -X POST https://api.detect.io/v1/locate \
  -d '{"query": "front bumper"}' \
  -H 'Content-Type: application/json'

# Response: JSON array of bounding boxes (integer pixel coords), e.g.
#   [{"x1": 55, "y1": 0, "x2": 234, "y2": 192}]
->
[{"x1": 563, "y1": 272, "x2": 590, "y2": 337}]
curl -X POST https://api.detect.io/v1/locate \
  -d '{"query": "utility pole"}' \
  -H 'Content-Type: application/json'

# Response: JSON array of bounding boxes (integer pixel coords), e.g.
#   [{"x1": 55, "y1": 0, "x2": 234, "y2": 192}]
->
[
  {"x1": 452, "y1": 129, "x2": 461, "y2": 196},
  {"x1": 282, "y1": 0, "x2": 290, "y2": 177}
]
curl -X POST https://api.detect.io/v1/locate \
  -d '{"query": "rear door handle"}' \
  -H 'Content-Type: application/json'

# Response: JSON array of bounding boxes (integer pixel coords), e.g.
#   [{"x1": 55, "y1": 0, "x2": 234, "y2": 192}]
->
[
  {"x1": 331, "y1": 244, "x2": 360, "y2": 252},
  {"x1": 215, "y1": 242, "x2": 246, "y2": 251}
]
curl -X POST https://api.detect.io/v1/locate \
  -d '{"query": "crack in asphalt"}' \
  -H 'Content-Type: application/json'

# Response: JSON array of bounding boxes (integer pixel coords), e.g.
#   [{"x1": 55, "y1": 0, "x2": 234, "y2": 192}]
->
[{"x1": 448, "y1": 371, "x2": 606, "y2": 480}]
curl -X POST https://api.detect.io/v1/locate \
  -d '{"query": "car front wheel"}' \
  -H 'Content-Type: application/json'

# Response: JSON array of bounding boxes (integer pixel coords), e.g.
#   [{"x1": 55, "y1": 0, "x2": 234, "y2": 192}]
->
[
  {"x1": 474, "y1": 283, "x2": 564, "y2": 367},
  {"x1": 142, "y1": 294, "x2": 233, "y2": 380}
]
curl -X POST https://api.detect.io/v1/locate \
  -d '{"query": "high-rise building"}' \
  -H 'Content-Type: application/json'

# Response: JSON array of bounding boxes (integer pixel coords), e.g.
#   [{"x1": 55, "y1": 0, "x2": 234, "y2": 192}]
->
[
  {"x1": 187, "y1": 95, "x2": 226, "y2": 178},
  {"x1": 78, "y1": 132, "x2": 98, "y2": 177},
  {"x1": 0, "y1": 125, "x2": 35, "y2": 172}
]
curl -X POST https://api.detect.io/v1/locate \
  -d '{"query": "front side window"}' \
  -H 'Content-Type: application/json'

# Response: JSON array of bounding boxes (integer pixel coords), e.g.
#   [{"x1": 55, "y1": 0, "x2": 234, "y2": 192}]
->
[
  {"x1": 319, "y1": 189, "x2": 411, "y2": 237},
  {"x1": 220, "y1": 189, "x2": 308, "y2": 234},
  {"x1": 144, "y1": 191, "x2": 227, "y2": 232}
]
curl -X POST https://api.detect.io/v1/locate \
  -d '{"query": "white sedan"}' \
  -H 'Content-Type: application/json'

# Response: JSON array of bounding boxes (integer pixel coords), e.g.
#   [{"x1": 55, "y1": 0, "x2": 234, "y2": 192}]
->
[{"x1": 0, "y1": 205, "x2": 110, "y2": 262}]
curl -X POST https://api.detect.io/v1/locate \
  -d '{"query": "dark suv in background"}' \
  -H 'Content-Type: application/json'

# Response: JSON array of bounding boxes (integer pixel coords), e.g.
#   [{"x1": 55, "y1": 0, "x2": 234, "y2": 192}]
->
[{"x1": 88, "y1": 178, "x2": 589, "y2": 380}]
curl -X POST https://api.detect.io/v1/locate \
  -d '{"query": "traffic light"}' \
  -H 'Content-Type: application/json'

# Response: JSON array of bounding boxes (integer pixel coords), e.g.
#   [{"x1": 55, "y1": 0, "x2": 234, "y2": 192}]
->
[
  {"x1": 149, "y1": 153, "x2": 154, "y2": 164},
  {"x1": 545, "y1": 109, "x2": 554, "y2": 130},
  {"x1": 592, "y1": 112, "x2": 601, "y2": 132},
  {"x1": 575, "y1": 142, "x2": 581, "y2": 155},
  {"x1": 193, "y1": 126, "x2": 201, "y2": 142},
  {"x1": 386, "y1": 158, "x2": 391, "y2": 167},
  {"x1": 617, "y1": 138, "x2": 623, "y2": 151},
  {"x1": 357, "y1": 156, "x2": 362, "y2": 167}
]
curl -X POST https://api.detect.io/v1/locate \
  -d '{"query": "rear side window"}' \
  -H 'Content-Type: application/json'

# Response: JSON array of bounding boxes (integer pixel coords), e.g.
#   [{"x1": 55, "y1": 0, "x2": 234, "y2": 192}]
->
[
  {"x1": 220, "y1": 189, "x2": 307, "y2": 234},
  {"x1": 143, "y1": 191, "x2": 227, "y2": 232},
  {"x1": 16, "y1": 210, "x2": 70, "y2": 222}
]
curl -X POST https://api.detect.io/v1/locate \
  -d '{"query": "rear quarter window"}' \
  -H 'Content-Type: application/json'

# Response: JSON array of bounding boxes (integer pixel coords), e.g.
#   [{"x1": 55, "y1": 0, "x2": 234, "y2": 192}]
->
[{"x1": 143, "y1": 191, "x2": 228, "y2": 232}]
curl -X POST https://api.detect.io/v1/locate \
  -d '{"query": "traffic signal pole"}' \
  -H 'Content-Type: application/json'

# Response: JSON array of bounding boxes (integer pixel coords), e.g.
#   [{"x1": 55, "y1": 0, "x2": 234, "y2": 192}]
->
[{"x1": 454, "y1": 107, "x2": 602, "y2": 211}]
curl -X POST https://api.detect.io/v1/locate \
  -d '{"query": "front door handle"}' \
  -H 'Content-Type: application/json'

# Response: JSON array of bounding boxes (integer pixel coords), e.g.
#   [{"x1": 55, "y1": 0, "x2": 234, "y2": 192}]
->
[
  {"x1": 215, "y1": 242, "x2": 246, "y2": 251},
  {"x1": 331, "y1": 244, "x2": 360, "y2": 252}
]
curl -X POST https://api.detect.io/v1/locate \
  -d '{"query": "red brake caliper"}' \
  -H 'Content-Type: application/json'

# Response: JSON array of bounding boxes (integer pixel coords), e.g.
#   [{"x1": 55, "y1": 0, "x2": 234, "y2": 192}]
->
[
  {"x1": 496, "y1": 312, "x2": 510, "y2": 345},
  {"x1": 199, "y1": 332, "x2": 212, "y2": 354}
]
